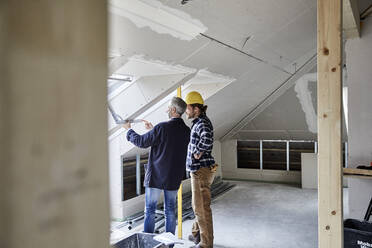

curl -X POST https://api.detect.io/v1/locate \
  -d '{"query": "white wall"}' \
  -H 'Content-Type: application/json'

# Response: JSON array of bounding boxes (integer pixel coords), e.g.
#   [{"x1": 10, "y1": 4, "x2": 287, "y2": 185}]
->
[
  {"x1": 221, "y1": 139, "x2": 301, "y2": 183},
  {"x1": 221, "y1": 139, "x2": 238, "y2": 178},
  {"x1": 212, "y1": 141, "x2": 223, "y2": 177},
  {"x1": 301, "y1": 153, "x2": 318, "y2": 189},
  {"x1": 109, "y1": 135, "x2": 125, "y2": 220},
  {"x1": 345, "y1": 17, "x2": 372, "y2": 219},
  {"x1": 301, "y1": 153, "x2": 348, "y2": 189}
]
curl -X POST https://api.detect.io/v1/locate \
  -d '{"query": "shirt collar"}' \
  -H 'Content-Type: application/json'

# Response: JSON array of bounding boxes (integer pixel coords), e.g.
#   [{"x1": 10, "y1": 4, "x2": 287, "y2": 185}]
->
[
  {"x1": 192, "y1": 114, "x2": 206, "y2": 124},
  {"x1": 171, "y1": 117, "x2": 182, "y2": 121}
]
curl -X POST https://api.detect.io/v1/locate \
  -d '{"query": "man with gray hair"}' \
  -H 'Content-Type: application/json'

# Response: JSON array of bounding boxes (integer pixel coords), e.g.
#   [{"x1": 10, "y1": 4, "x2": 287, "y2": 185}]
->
[{"x1": 123, "y1": 97, "x2": 190, "y2": 236}]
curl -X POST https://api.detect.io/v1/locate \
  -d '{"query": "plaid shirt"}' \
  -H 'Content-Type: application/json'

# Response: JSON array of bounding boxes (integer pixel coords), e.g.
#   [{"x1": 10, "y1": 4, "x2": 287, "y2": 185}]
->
[{"x1": 186, "y1": 114, "x2": 215, "y2": 172}]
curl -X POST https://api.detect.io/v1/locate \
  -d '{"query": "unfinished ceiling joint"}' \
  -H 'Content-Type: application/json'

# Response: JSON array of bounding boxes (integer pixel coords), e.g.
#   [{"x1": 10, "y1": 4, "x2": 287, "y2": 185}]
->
[{"x1": 199, "y1": 33, "x2": 292, "y2": 75}]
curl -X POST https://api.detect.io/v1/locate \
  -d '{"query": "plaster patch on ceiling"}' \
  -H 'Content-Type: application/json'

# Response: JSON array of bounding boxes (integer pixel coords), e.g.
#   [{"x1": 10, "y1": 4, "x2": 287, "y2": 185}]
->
[
  {"x1": 109, "y1": 0, "x2": 207, "y2": 41},
  {"x1": 118, "y1": 54, "x2": 236, "y2": 83},
  {"x1": 294, "y1": 73, "x2": 317, "y2": 133}
]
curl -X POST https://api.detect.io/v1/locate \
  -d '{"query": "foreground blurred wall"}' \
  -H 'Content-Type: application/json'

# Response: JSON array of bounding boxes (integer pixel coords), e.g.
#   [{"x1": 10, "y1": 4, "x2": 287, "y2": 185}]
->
[{"x1": 0, "y1": 1, "x2": 110, "y2": 247}]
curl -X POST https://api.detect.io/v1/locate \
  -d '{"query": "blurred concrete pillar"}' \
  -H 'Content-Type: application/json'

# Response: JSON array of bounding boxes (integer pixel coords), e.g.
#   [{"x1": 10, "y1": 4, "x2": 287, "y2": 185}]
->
[{"x1": 0, "y1": 1, "x2": 109, "y2": 248}]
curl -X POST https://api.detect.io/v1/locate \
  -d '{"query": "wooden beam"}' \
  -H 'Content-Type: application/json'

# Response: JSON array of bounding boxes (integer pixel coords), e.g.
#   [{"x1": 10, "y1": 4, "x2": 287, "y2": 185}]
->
[
  {"x1": 317, "y1": 0, "x2": 343, "y2": 247},
  {"x1": 177, "y1": 87, "x2": 183, "y2": 240},
  {"x1": 1, "y1": 1, "x2": 109, "y2": 247},
  {"x1": 344, "y1": 168, "x2": 372, "y2": 177},
  {"x1": 343, "y1": 0, "x2": 360, "y2": 38}
]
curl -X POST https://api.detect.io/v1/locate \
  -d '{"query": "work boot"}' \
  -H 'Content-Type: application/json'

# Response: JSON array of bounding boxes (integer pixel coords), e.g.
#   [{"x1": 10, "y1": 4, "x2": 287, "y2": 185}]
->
[{"x1": 188, "y1": 233, "x2": 200, "y2": 244}]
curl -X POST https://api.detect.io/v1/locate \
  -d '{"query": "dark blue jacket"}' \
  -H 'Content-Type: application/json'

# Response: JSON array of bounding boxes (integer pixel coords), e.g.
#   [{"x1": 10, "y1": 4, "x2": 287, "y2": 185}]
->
[{"x1": 126, "y1": 118, "x2": 190, "y2": 190}]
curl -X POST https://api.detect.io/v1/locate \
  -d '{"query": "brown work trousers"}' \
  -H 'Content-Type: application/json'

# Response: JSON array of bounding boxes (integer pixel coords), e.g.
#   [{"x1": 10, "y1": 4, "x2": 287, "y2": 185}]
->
[{"x1": 191, "y1": 165, "x2": 218, "y2": 248}]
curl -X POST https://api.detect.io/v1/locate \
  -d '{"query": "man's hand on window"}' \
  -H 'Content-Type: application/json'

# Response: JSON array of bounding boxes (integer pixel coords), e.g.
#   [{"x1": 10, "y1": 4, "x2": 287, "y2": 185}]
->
[{"x1": 142, "y1": 120, "x2": 154, "y2": 130}]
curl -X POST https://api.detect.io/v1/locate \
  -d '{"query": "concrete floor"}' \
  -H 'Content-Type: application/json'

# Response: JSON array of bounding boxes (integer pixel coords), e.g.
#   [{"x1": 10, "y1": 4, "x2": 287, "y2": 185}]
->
[{"x1": 175, "y1": 180, "x2": 349, "y2": 248}]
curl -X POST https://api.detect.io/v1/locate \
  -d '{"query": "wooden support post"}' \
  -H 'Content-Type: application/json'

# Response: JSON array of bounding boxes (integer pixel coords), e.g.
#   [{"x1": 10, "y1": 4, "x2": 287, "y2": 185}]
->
[
  {"x1": 177, "y1": 87, "x2": 183, "y2": 239},
  {"x1": 0, "y1": 1, "x2": 109, "y2": 247},
  {"x1": 317, "y1": 0, "x2": 343, "y2": 247},
  {"x1": 136, "y1": 154, "x2": 141, "y2": 195}
]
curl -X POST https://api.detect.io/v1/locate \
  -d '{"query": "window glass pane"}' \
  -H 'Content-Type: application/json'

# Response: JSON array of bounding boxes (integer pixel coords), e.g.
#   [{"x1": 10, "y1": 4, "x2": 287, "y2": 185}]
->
[
  {"x1": 237, "y1": 141, "x2": 260, "y2": 169},
  {"x1": 262, "y1": 142, "x2": 286, "y2": 170},
  {"x1": 122, "y1": 156, "x2": 146, "y2": 200},
  {"x1": 289, "y1": 142, "x2": 315, "y2": 171}
]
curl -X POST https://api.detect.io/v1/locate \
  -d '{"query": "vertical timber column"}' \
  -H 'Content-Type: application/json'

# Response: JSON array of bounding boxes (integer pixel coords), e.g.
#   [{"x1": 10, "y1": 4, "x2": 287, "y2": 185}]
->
[
  {"x1": 317, "y1": 0, "x2": 343, "y2": 247},
  {"x1": 0, "y1": 2, "x2": 10, "y2": 247},
  {"x1": 136, "y1": 154, "x2": 141, "y2": 195},
  {"x1": 177, "y1": 87, "x2": 183, "y2": 239},
  {"x1": 0, "y1": 1, "x2": 109, "y2": 248}
]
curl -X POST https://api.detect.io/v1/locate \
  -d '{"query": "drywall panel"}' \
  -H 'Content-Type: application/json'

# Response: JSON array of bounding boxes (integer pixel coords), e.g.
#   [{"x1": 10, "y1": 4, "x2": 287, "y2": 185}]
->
[
  {"x1": 109, "y1": 0, "x2": 207, "y2": 41},
  {"x1": 301, "y1": 153, "x2": 318, "y2": 189},
  {"x1": 221, "y1": 140, "x2": 238, "y2": 177},
  {"x1": 114, "y1": 56, "x2": 194, "y2": 78},
  {"x1": 207, "y1": 63, "x2": 289, "y2": 140},
  {"x1": 163, "y1": 0, "x2": 309, "y2": 50},
  {"x1": 182, "y1": 41, "x2": 259, "y2": 78},
  {"x1": 250, "y1": 87, "x2": 311, "y2": 131},
  {"x1": 109, "y1": 13, "x2": 211, "y2": 64},
  {"x1": 301, "y1": 153, "x2": 347, "y2": 189},
  {"x1": 263, "y1": 7, "x2": 317, "y2": 61},
  {"x1": 248, "y1": 44, "x2": 293, "y2": 73},
  {"x1": 212, "y1": 141, "x2": 223, "y2": 177},
  {"x1": 136, "y1": 73, "x2": 189, "y2": 102},
  {"x1": 110, "y1": 83, "x2": 147, "y2": 120},
  {"x1": 109, "y1": 134, "x2": 125, "y2": 220},
  {"x1": 345, "y1": 17, "x2": 372, "y2": 219}
]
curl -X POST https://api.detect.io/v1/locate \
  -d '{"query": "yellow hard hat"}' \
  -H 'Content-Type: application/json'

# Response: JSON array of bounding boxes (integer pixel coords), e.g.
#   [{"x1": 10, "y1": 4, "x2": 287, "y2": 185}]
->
[{"x1": 185, "y1": 91, "x2": 204, "y2": 105}]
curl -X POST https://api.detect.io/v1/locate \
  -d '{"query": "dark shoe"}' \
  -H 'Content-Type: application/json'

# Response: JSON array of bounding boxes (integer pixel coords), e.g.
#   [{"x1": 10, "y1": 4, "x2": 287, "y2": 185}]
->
[{"x1": 188, "y1": 233, "x2": 200, "y2": 244}]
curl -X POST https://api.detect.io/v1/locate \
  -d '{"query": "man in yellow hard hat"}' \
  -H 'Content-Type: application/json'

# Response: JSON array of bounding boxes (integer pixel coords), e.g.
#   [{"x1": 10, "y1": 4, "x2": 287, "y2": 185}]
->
[{"x1": 185, "y1": 91, "x2": 218, "y2": 248}]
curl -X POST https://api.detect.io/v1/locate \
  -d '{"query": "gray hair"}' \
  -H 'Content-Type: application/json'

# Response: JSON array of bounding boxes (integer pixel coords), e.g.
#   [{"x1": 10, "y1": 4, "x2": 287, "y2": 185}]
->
[{"x1": 170, "y1": 97, "x2": 187, "y2": 116}]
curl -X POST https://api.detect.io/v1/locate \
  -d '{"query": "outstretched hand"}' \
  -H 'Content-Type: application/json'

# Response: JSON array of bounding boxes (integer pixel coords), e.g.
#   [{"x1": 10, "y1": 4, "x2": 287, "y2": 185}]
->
[
  {"x1": 142, "y1": 120, "x2": 154, "y2": 130},
  {"x1": 122, "y1": 122, "x2": 131, "y2": 130}
]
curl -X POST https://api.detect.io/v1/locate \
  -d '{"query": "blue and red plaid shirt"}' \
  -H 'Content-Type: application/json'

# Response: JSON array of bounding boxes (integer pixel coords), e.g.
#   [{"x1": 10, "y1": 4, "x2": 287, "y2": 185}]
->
[{"x1": 186, "y1": 114, "x2": 215, "y2": 172}]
